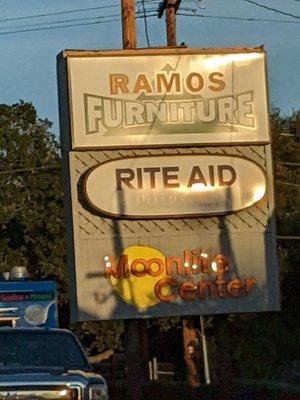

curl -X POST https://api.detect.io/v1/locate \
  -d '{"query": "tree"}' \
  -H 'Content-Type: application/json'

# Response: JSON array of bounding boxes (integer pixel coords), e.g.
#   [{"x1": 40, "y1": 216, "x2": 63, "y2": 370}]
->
[
  {"x1": 147, "y1": 109, "x2": 300, "y2": 390},
  {"x1": 271, "y1": 108, "x2": 299, "y2": 330},
  {"x1": 0, "y1": 100, "x2": 125, "y2": 345},
  {"x1": 206, "y1": 109, "x2": 300, "y2": 387},
  {"x1": 1, "y1": 101, "x2": 299, "y2": 383},
  {"x1": 0, "y1": 101, "x2": 68, "y2": 321}
]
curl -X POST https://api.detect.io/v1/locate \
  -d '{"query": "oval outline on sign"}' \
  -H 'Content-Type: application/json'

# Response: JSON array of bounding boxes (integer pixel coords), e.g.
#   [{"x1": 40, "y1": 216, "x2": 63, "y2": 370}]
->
[{"x1": 83, "y1": 154, "x2": 268, "y2": 219}]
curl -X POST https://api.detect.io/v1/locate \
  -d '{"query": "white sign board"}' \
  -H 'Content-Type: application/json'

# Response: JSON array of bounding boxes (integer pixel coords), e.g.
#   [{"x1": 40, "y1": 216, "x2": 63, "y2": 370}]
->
[
  {"x1": 66, "y1": 49, "x2": 270, "y2": 148},
  {"x1": 84, "y1": 154, "x2": 266, "y2": 218}
]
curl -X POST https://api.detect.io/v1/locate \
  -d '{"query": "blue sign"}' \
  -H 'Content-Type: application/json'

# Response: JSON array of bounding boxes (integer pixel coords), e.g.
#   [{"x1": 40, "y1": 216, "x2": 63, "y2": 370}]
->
[{"x1": 0, "y1": 281, "x2": 58, "y2": 328}]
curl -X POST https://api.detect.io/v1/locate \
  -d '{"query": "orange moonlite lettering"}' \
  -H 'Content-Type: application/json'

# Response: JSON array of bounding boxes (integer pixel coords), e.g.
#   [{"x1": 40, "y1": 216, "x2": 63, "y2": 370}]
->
[{"x1": 104, "y1": 246, "x2": 257, "y2": 309}]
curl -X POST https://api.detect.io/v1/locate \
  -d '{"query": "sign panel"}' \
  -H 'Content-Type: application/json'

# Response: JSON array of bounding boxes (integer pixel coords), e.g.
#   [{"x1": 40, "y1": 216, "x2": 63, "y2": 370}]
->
[
  {"x1": 103, "y1": 245, "x2": 258, "y2": 312},
  {"x1": 84, "y1": 154, "x2": 266, "y2": 218},
  {"x1": 66, "y1": 48, "x2": 270, "y2": 148},
  {"x1": 63, "y1": 146, "x2": 279, "y2": 320}
]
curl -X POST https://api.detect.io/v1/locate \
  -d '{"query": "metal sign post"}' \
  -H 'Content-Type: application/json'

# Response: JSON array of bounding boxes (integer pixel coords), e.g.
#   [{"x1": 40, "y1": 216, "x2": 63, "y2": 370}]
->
[{"x1": 200, "y1": 315, "x2": 211, "y2": 385}]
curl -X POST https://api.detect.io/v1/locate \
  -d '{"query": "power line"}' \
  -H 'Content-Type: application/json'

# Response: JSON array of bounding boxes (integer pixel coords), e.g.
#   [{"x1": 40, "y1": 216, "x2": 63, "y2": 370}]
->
[
  {"x1": 242, "y1": 0, "x2": 300, "y2": 20},
  {"x1": 0, "y1": 12, "x2": 157, "y2": 36},
  {"x1": 0, "y1": 7, "x2": 298, "y2": 36},
  {"x1": 277, "y1": 236, "x2": 300, "y2": 240},
  {"x1": 280, "y1": 132, "x2": 299, "y2": 137},
  {"x1": 178, "y1": 11, "x2": 300, "y2": 24},
  {"x1": 276, "y1": 181, "x2": 300, "y2": 188},
  {"x1": 0, "y1": 18, "x2": 120, "y2": 36},
  {"x1": 0, "y1": 166, "x2": 60, "y2": 175},
  {"x1": 0, "y1": 0, "x2": 166, "y2": 28},
  {"x1": 141, "y1": 0, "x2": 151, "y2": 47},
  {"x1": 278, "y1": 162, "x2": 300, "y2": 166},
  {"x1": 0, "y1": 4, "x2": 120, "y2": 24},
  {"x1": 0, "y1": 14, "x2": 120, "y2": 31}
]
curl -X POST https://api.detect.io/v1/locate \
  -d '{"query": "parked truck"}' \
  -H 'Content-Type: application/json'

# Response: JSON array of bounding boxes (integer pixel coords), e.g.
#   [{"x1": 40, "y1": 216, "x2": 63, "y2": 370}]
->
[{"x1": 0, "y1": 267, "x2": 108, "y2": 399}]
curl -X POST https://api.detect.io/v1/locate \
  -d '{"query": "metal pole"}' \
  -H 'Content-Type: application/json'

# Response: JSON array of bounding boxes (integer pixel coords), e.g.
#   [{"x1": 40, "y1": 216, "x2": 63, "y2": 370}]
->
[
  {"x1": 200, "y1": 315, "x2": 211, "y2": 385},
  {"x1": 153, "y1": 357, "x2": 158, "y2": 381}
]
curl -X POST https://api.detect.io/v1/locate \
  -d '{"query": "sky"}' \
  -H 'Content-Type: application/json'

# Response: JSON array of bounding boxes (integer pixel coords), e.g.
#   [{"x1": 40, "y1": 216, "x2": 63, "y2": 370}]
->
[{"x1": 0, "y1": 0, "x2": 299, "y2": 136}]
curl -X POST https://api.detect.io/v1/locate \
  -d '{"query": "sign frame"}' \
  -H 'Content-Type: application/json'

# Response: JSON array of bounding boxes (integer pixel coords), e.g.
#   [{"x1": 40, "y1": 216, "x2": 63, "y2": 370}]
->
[
  {"x1": 59, "y1": 46, "x2": 271, "y2": 151},
  {"x1": 57, "y1": 46, "x2": 279, "y2": 322}
]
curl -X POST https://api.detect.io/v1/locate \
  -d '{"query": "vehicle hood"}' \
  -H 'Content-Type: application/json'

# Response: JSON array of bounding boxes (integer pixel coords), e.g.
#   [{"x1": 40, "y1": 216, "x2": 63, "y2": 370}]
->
[{"x1": 0, "y1": 369, "x2": 106, "y2": 386}]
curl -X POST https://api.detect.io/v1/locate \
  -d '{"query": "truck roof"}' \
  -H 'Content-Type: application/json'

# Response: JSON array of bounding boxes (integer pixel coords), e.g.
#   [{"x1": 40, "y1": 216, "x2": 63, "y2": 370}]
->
[{"x1": 0, "y1": 280, "x2": 56, "y2": 291}]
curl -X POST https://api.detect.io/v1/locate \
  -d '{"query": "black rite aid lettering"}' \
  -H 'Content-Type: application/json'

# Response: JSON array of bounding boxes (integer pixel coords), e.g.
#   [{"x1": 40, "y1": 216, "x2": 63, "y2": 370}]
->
[{"x1": 115, "y1": 164, "x2": 236, "y2": 190}]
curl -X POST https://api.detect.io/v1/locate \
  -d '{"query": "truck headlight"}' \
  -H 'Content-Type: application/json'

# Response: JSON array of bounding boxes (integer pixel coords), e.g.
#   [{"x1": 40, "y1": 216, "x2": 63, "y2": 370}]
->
[{"x1": 89, "y1": 386, "x2": 108, "y2": 400}]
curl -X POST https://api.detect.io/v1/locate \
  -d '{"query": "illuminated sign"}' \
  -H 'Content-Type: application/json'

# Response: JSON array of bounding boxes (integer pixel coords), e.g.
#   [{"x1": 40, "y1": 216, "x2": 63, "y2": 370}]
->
[
  {"x1": 57, "y1": 47, "x2": 279, "y2": 321},
  {"x1": 84, "y1": 154, "x2": 266, "y2": 218},
  {"x1": 103, "y1": 245, "x2": 256, "y2": 311},
  {"x1": 65, "y1": 48, "x2": 270, "y2": 148}
]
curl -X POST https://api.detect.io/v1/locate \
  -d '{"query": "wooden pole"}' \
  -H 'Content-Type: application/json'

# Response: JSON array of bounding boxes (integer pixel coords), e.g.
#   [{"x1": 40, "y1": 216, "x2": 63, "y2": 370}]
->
[
  {"x1": 158, "y1": 0, "x2": 181, "y2": 46},
  {"x1": 121, "y1": 0, "x2": 136, "y2": 49},
  {"x1": 124, "y1": 319, "x2": 148, "y2": 400},
  {"x1": 182, "y1": 318, "x2": 201, "y2": 388},
  {"x1": 120, "y1": 4, "x2": 148, "y2": 400},
  {"x1": 166, "y1": 0, "x2": 177, "y2": 46}
]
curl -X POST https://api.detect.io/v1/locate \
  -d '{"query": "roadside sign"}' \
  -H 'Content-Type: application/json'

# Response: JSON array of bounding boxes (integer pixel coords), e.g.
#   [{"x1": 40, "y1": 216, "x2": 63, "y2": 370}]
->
[{"x1": 57, "y1": 47, "x2": 279, "y2": 321}]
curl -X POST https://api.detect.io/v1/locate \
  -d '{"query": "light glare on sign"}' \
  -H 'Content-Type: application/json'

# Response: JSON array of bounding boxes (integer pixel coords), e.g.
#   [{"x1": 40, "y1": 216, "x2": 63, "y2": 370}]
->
[
  {"x1": 84, "y1": 154, "x2": 267, "y2": 218},
  {"x1": 57, "y1": 47, "x2": 280, "y2": 320},
  {"x1": 65, "y1": 49, "x2": 269, "y2": 148}
]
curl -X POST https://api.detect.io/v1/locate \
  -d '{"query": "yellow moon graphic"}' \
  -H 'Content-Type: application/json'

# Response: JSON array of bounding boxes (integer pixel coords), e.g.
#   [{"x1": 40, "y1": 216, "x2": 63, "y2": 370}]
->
[{"x1": 110, "y1": 245, "x2": 167, "y2": 311}]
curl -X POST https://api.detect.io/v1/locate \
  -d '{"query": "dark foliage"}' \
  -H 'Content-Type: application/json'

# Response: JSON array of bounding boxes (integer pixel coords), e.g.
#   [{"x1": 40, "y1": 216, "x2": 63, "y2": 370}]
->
[{"x1": 0, "y1": 101, "x2": 299, "y2": 381}]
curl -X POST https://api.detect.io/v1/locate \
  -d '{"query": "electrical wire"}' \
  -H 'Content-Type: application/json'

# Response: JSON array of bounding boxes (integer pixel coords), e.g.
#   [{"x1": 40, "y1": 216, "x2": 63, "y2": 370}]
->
[
  {"x1": 0, "y1": 12, "x2": 158, "y2": 36},
  {"x1": 0, "y1": 11, "x2": 156, "y2": 35},
  {"x1": 0, "y1": 18, "x2": 121, "y2": 36},
  {"x1": 278, "y1": 162, "x2": 300, "y2": 166},
  {"x1": 177, "y1": 11, "x2": 300, "y2": 24},
  {"x1": 0, "y1": 14, "x2": 120, "y2": 31},
  {"x1": 0, "y1": 166, "x2": 60, "y2": 174},
  {"x1": 276, "y1": 181, "x2": 300, "y2": 188},
  {"x1": 242, "y1": 0, "x2": 300, "y2": 20},
  {"x1": 277, "y1": 236, "x2": 300, "y2": 240},
  {"x1": 0, "y1": 4, "x2": 120, "y2": 24},
  {"x1": 141, "y1": 0, "x2": 151, "y2": 47},
  {"x1": 0, "y1": 10, "x2": 298, "y2": 36}
]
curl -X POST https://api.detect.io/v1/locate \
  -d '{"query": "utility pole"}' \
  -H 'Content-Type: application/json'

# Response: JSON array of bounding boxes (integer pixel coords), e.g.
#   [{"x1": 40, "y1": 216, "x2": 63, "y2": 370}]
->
[
  {"x1": 121, "y1": 0, "x2": 136, "y2": 49},
  {"x1": 158, "y1": 0, "x2": 181, "y2": 46},
  {"x1": 120, "y1": 5, "x2": 148, "y2": 400}
]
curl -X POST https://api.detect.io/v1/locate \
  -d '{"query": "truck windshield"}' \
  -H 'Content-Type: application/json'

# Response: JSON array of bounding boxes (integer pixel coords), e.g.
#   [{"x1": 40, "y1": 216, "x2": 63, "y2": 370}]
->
[{"x1": 0, "y1": 330, "x2": 90, "y2": 371}]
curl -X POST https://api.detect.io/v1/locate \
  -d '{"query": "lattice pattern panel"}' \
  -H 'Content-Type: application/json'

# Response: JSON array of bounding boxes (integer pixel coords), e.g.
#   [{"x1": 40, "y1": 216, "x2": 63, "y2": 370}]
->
[{"x1": 72, "y1": 146, "x2": 270, "y2": 239}]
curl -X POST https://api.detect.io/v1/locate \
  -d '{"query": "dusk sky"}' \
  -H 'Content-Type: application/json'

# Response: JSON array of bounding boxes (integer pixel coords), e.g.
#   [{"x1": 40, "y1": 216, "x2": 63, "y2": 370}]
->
[{"x1": 0, "y1": 0, "x2": 299, "y2": 135}]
